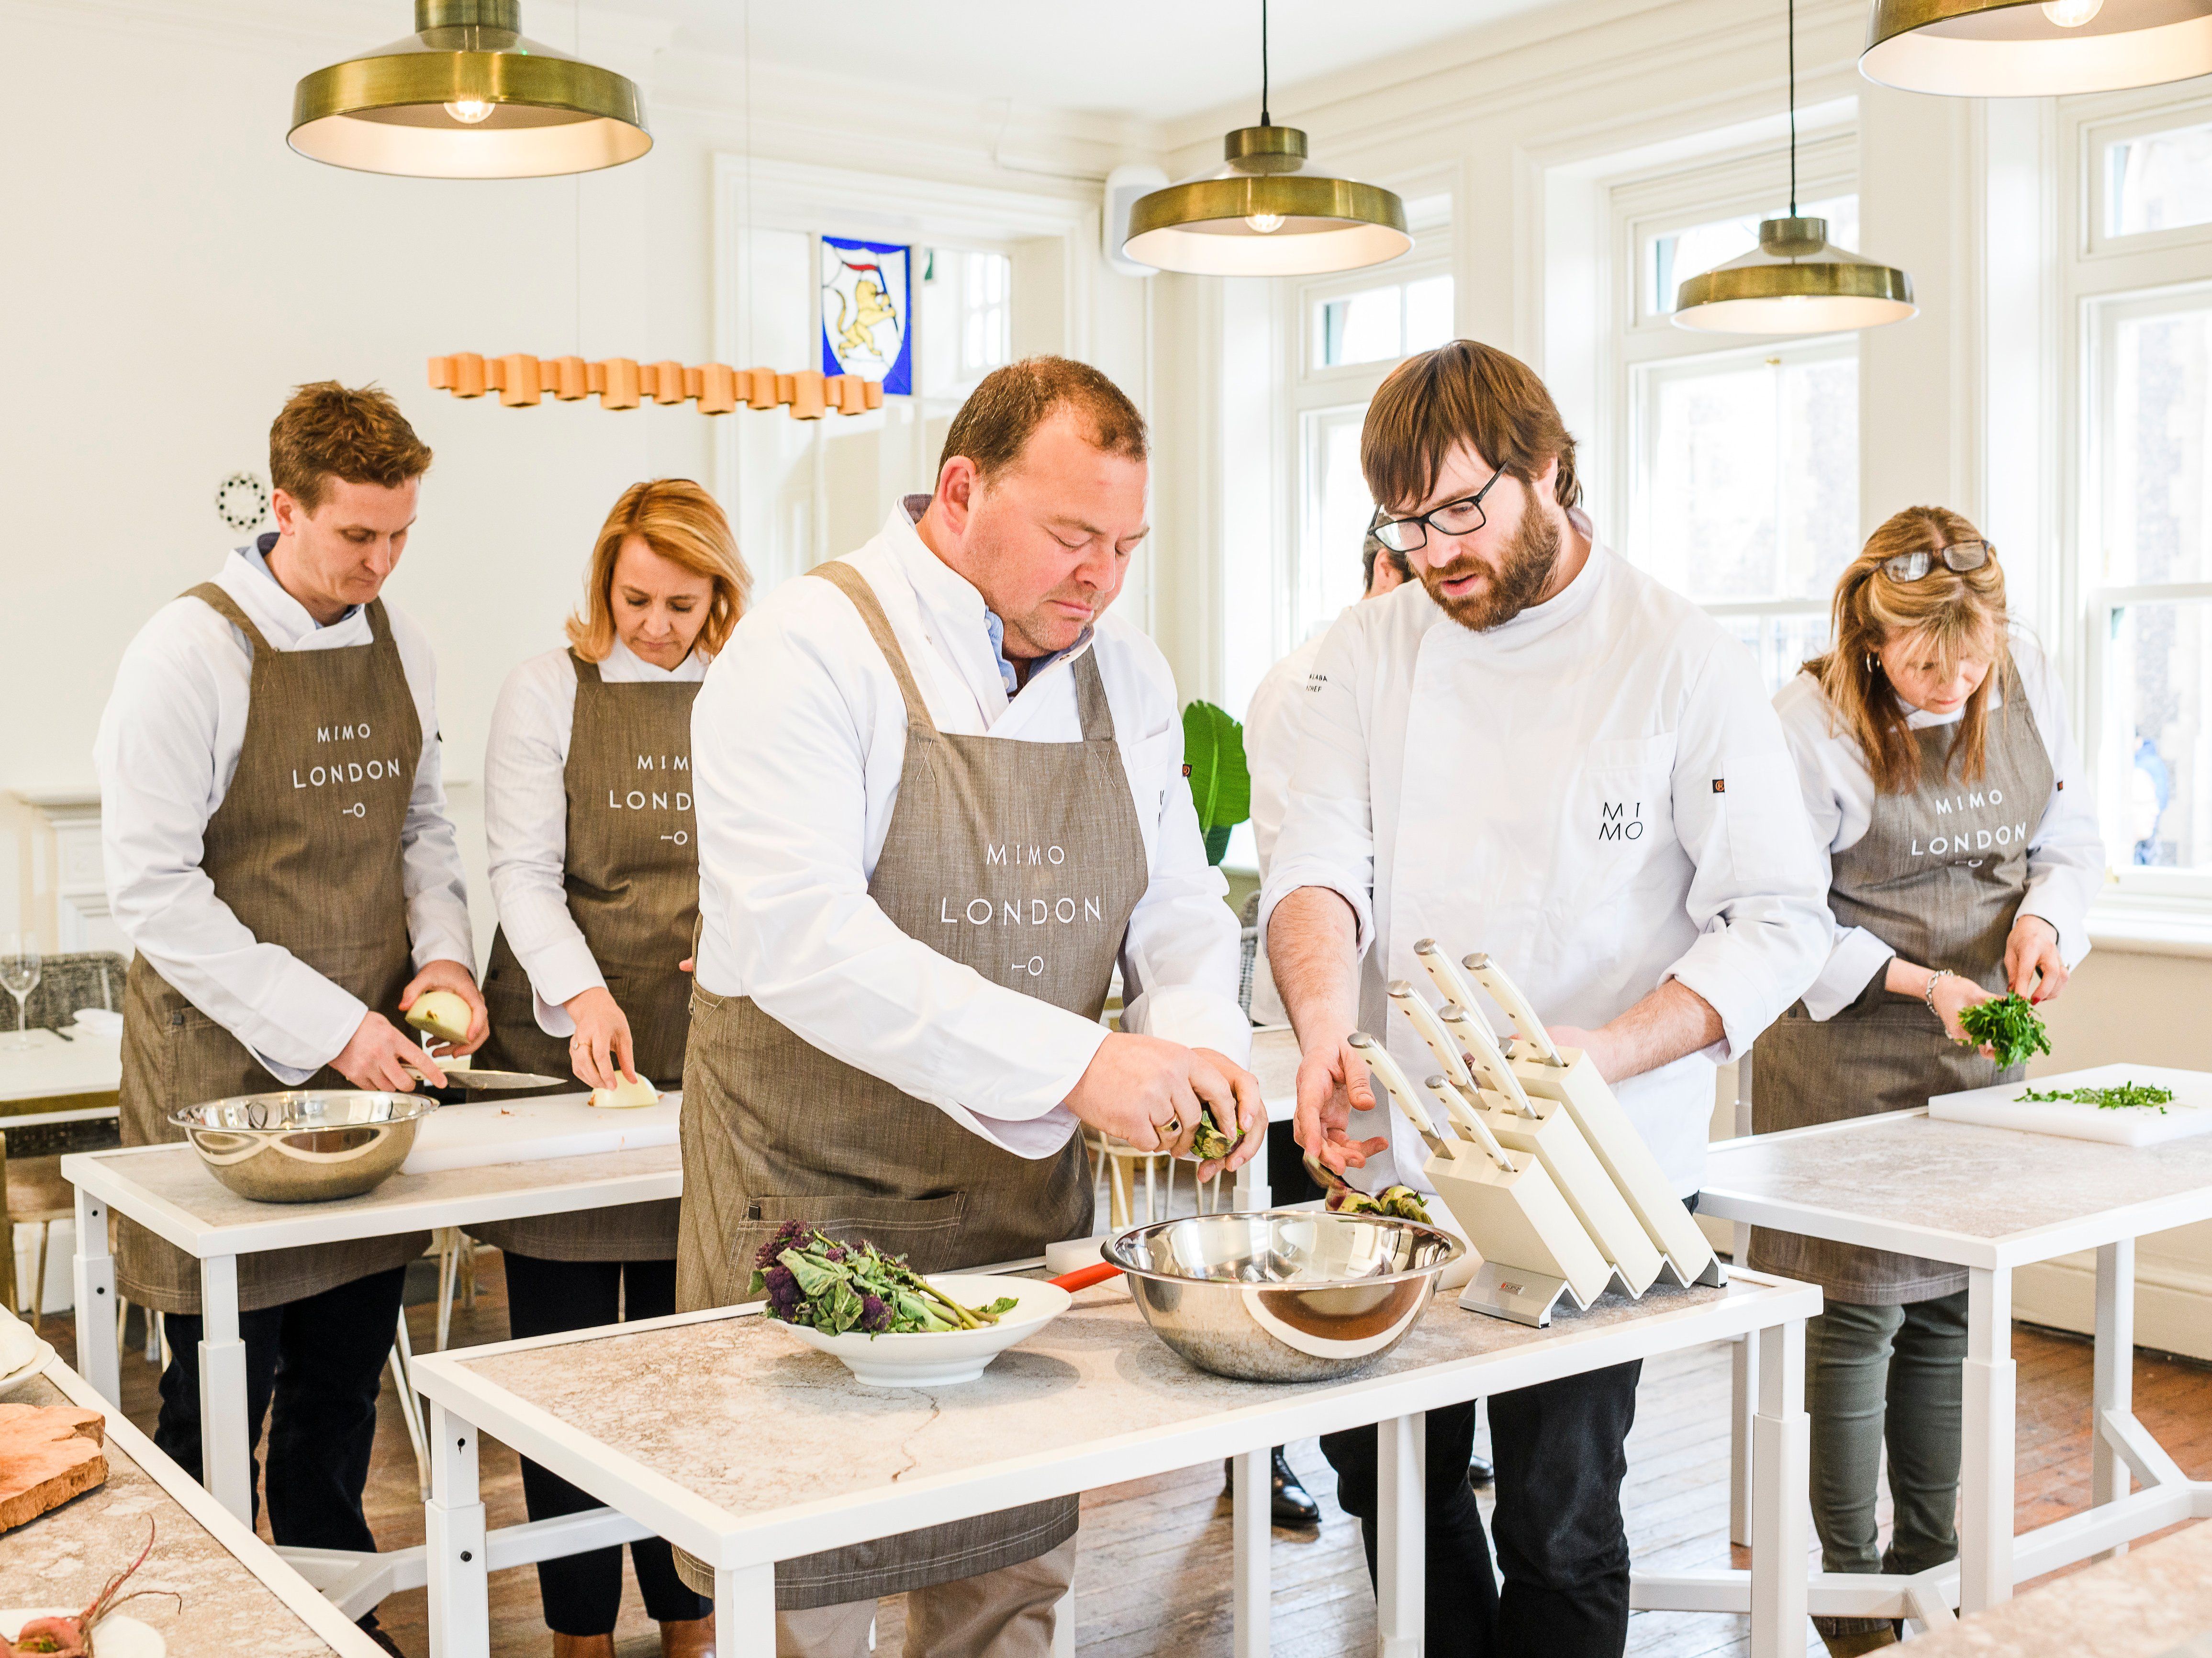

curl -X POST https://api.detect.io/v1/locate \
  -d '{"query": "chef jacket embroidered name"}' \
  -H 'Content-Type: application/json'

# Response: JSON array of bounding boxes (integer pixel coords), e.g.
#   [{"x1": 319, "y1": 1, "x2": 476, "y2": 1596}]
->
[{"x1": 1599, "y1": 800, "x2": 1647, "y2": 841}]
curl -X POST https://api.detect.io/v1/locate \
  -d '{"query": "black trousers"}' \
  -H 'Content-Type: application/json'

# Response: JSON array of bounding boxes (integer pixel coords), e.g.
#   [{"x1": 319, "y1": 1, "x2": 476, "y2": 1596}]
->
[
  {"x1": 156, "y1": 1265, "x2": 407, "y2": 1555},
  {"x1": 1320, "y1": 1363, "x2": 1642, "y2": 1658},
  {"x1": 503, "y1": 1252, "x2": 713, "y2": 1636}
]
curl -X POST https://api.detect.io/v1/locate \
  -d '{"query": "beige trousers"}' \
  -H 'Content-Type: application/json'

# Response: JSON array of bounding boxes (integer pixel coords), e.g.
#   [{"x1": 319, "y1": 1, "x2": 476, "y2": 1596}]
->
[{"x1": 771, "y1": 1538, "x2": 1074, "y2": 1658}]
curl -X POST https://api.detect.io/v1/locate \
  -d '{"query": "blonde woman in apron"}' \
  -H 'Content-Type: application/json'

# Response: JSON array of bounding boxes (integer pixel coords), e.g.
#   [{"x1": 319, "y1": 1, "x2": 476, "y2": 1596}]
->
[
  {"x1": 1751, "y1": 507, "x2": 2102, "y2": 1657},
  {"x1": 476, "y1": 480, "x2": 750, "y2": 1658}
]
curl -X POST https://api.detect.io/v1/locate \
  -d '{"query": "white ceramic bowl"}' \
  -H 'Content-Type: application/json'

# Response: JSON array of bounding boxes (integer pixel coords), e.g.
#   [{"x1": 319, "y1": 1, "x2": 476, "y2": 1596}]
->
[
  {"x1": 0, "y1": 1332, "x2": 55, "y2": 1397},
  {"x1": 769, "y1": 1274, "x2": 1070, "y2": 1388},
  {"x1": 0, "y1": 1613, "x2": 163, "y2": 1657}
]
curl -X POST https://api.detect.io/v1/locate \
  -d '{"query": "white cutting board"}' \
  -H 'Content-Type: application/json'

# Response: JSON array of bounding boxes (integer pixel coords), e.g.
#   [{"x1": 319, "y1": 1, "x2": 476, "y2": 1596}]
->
[
  {"x1": 1928, "y1": 1065, "x2": 2212, "y2": 1147},
  {"x1": 401, "y1": 1090, "x2": 681, "y2": 1174}
]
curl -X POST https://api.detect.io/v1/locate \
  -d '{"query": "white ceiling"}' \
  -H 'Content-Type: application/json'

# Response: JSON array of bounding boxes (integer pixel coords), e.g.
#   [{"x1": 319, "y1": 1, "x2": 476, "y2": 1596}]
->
[{"x1": 592, "y1": 0, "x2": 1560, "y2": 121}]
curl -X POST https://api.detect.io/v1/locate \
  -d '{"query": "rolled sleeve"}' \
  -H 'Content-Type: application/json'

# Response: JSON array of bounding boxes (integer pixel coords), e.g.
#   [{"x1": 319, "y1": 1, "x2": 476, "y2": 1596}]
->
[{"x1": 1660, "y1": 645, "x2": 1832, "y2": 1057}]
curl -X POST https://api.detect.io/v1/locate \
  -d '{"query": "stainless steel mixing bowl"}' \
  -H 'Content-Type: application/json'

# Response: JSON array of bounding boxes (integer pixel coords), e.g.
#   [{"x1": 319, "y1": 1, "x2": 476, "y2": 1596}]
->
[
  {"x1": 168, "y1": 1091, "x2": 434, "y2": 1203},
  {"x1": 1103, "y1": 1210, "x2": 1464, "y2": 1382}
]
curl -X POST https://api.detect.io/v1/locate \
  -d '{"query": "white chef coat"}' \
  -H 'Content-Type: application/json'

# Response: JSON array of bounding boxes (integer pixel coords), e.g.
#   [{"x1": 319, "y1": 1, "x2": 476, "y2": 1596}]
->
[
  {"x1": 1242, "y1": 615, "x2": 1341, "y2": 1028},
  {"x1": 692, "y1": 501, "x2": 1250, "y2": 1158},
  {"x1": 94, "y1": 542, "x2": 473, "y2": 1084},
  {"x1": 483, "y1": 637, "x2": 710, "y2": 1038},
  {"x1": 1261, "y1": 527, "x2": 1832, "y2": 1196},
  {"x1": 1777, "y1": 630, "x2": 2102, "y2": 1020}
]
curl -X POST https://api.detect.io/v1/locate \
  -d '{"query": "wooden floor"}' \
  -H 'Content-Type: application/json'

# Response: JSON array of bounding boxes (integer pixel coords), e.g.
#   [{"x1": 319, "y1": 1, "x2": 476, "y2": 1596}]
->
[{"x1": 44, "y1": 1259, "x2": 2211, "y2": 1658}]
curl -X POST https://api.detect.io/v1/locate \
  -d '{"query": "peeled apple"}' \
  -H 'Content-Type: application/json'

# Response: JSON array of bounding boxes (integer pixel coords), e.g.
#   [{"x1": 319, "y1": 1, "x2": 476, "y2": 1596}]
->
[
  {"x1": 591, "y1": 1074, "x2": 660, "y2": 1109},
  {"x1": 405, "y1": 989, "x2": 474, "y2": 1044}
]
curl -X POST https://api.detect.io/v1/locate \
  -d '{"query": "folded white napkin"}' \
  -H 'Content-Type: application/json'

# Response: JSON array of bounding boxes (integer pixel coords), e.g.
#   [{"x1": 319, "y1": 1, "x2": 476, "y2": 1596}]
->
[{"x1": 71, "y1": 1008, "x2": 123, "y2": 1039}]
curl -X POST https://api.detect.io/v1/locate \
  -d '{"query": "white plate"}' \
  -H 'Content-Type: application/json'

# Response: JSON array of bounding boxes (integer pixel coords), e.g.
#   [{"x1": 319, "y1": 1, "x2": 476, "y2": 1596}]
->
[
  {"x1": 0, "y1": 1336, "x2": 56, "y2": 1397},
  {"x1": 0, "y1": 1613, "x2": 163, "y2": 1657},
  {"x1": 769, "y1": 1274, "x2": 1070, "y2": 1388},
  {"x1": 1929, "y1": 1064, "x2": 2212, "y2": 1146}
]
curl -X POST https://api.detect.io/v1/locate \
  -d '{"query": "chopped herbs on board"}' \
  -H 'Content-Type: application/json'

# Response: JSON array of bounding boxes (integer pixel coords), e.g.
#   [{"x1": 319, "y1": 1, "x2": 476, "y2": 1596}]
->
[
  {"x1": 1956, "y1": 994, "x2": 2052, "y2": 1068},
  {"x1": 2017, "y1": 1081, "x2": 2182, "y2": 1114},
  {"x1": 1326, "y1": 1185, "x2": 1434, "y2": 1225},
  {"x1": 749, "y1": 1221, "x2": 1018, "y2": 1337}
]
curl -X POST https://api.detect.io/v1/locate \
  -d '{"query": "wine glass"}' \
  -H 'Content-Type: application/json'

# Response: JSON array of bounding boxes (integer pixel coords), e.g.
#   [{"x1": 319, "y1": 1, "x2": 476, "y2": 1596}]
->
[{"x1": 0, "y1": 933, "x2": 40, "y2": 1050}]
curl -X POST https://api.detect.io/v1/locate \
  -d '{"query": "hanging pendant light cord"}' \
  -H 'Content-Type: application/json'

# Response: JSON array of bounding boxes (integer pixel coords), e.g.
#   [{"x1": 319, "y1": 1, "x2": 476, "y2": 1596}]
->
[
  {"x1": 1787, "y1": 0, "x2": 1799, "y2": 215},
  {"x1": 1260, "y1": 0, "x2": 1272, "y2": 126}
]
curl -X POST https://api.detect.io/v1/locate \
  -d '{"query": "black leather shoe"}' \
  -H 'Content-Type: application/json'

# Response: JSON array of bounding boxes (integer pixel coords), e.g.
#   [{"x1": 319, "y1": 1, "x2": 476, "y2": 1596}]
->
[
  {"x1": 358, "y1": 1619, "x2": 407, "y2": 1658},
  {"x1": 1468, "y1": 1454, "x2": 1494, "y2": 1488},
  {"x1": 1221, "y1": 1447, "x2": 1322, "y2": 1528}
]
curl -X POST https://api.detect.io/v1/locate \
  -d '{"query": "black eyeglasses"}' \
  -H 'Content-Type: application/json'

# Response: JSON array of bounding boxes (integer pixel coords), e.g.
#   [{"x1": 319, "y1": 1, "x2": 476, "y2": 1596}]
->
[
  {"x1": 1882, "y1": 540, "x2": 1992, "y2": 583},
  {"x1": 1374, "y1": 468, "x2": 1508, "y2": 554}
]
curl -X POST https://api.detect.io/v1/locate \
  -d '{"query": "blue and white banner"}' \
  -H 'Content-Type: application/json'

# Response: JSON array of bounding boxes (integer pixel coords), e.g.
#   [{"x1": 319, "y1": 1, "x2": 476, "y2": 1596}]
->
[{"x1": 820, "y1": 235, "x2": 912, "y2": 395}]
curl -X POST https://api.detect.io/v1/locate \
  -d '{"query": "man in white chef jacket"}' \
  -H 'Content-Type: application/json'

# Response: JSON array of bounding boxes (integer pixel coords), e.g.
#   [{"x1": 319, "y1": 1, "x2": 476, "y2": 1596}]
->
[
  {"x1": 1264, "y1": 340, "x2": 1830, "y2": 1658},
  {"x1": 95, "y1": 382, "x2": 480, "y2": 1657},
  {"x1": 689, "y1": 356, "x2": 1261, "y2": 1656}
]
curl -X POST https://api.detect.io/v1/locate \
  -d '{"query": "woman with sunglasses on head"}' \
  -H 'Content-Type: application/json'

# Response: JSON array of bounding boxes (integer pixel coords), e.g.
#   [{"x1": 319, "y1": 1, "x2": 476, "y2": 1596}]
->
[{"x1": 1749, "y1": 506, "x2": 2101, "y2": 1657}]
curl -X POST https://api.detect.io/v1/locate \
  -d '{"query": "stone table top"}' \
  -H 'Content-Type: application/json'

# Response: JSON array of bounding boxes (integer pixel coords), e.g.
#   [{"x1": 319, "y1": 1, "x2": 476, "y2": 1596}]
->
[
  {"x1": 428, "y1": 1268, "x2": 1816, "y2": 1567},
  {"x1": 1698, "y1": 1113, "x2": 2212, "y2": 1269},
  {"x1": 62, "y1": 1140, "x2": 679, "y2": 1256},
  {"x1": 0, "y1": 1371, "x2": 372, "y2": 1655},
  {"x1": 1904, "y1": 1521, "x2": 2212, "y2": 1658}
]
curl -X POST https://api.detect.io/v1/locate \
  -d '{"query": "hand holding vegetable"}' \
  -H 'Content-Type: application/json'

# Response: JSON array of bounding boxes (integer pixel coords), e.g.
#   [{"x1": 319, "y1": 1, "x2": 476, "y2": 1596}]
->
[
  {"x1": 2004, "y1": 915, "x2": 2068, "y2": 1004},
  {"x1": 1956, "y1": 993, "x2": 2051, "y2": 1068},
  {"x1": 1887, "y1": 957, "x2": 1999, "y2": 1047}
]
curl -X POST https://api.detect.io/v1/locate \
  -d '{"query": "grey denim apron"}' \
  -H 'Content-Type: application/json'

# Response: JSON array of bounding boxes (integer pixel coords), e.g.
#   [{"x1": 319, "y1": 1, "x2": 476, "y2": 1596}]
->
[
  {"x1": 473, "y1": 650, "x2": 697, "y2": 1261},
  {"x1": 1750, "y1": 666, "x2": 2055, "y2": 1305},
  {"x1": 675, "y1": 560, "x2": 1150, "y2": 1610},
  {"x1": 118, "y1": 584, "x2": 431, "y2": 1314}
]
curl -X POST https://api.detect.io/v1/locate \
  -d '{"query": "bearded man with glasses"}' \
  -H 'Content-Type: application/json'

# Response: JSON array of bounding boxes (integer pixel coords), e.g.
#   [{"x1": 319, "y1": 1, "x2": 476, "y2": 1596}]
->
[{"x1": 1262, "y1": 340, "x2": 1833, "y2": 1658}]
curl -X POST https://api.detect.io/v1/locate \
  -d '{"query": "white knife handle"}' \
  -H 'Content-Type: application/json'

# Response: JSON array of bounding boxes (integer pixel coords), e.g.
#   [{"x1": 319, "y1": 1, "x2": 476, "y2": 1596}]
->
[
  {"x1": 1465, "y1": 952, "x2": 1564, "y2": 1065},
  {"x1": 1424, "y1": 1073, "x2": 1515, "y2": 1171},
  {"x1": 1440, "y1": 1006, "x2": 1541, "y2": 1117},
  {"x1": 1387, "y1": 979, "x2": 1473, "y2": 1090},
  {"x1": 1348, "y1": 1031, "x2": 1440, "y2": 1138},
  {"x1": 1412, "y1": 938, "x2": 1484, "y2": 1014}
]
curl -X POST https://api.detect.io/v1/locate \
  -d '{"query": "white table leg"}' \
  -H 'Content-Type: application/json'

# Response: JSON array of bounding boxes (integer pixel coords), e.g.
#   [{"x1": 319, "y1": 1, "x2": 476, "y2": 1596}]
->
[
  {"x1": 426, "y1": 1401, "x2": 489, "y2": 1658},
  {"x1": 1232, "y1": 1447, "x2": 1271, "y2": 1658},
  {"x1": 1233, "y1": 1152, "x2": 1272, "y2": 1211},
  {"x1": 2091, "y1": 1239, "x2": 2134, "y2": 1561},
  {"x1": 715, "y1": 1562, "x2": 776, "y2": 1657},
  {"x1": 197, "y1": 1254, "x2": 254, "y2": 1524},
  {"x1": 1375, "y1": 1412, "x2": 1426, "y2": 1658},
  {"x1": 1749, "y1": 1318, "x2": 1809, "y2": 1658},
  {"x1": 1959, "y1": 1264, "x2": 2016, "y2": 1613},
  {"x1": 1730, "y1": 1329, "x2": 1759, "y2": 1548},
  {"x1": 70, "y1": 1186, "x2": 118, "y2": 1405}
]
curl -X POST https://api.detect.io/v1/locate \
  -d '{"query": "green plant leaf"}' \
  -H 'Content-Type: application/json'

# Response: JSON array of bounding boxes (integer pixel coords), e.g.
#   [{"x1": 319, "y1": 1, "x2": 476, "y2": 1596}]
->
[{"x1": 1182, "y1": 700, "x2": 1251, "y2": 863}]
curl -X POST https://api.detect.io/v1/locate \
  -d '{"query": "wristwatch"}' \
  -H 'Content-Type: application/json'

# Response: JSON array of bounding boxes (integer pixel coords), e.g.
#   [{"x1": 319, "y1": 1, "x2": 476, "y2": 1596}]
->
[{"x1": 1923, "y1": 969, "x2": 1953, "y2": 1016}]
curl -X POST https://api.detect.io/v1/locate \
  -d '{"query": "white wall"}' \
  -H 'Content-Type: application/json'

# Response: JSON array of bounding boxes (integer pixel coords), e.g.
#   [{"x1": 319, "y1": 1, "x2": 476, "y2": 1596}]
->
[{"x1": 0, "y1": 0, "x2": 1152, "y2": 963}]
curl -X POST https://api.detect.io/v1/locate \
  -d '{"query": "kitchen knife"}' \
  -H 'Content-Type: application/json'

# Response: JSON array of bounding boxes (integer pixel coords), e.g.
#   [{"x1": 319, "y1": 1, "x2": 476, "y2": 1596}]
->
[
  {"x1": 405, "y1": 1066, "x2": 569, "y2": 1091},
  {"x1": 1423, "y1": 1073, "x2": 1518, "y2": 1171},
  {"x1": 1465, "y1": 952, "x2": 1565, "y2": 1066},
  {"x1": 1348, "y1": 1031, "x2": 1456, "y2": 1161},
  {"x1": 1413, "y1": 938, "x2": 1485, "y2": 1014},
  {"x1": 1388, "y1": 979, "x2": 1474, "y2": 1092},
  {"x1": 1440, "y1": 1005, "x2": 1542, "y2": 1118}
]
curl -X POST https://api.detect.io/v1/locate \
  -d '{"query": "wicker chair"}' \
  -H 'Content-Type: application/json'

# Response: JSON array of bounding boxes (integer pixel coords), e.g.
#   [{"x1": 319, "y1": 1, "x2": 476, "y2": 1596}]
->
[
  {"x1": 1238, "y1": 892, "x2": 1260, "y2": 1018},
  {"x1": 19, "y1": 951, "x2": 128, "y2": 1031}
]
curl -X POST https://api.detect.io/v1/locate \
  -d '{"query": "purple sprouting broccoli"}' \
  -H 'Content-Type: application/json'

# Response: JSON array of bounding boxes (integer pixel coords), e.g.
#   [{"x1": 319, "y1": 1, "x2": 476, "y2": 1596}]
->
[
  {"x1": 755, "y1": 1218, "x2": 815, "y2": 1275},
  {"x1": 760, "y1": 1263, "x2": 802, "y2": 1320},
  {"x1": 859, "y1": 1293, "x2": 891, "y2": 1333}
]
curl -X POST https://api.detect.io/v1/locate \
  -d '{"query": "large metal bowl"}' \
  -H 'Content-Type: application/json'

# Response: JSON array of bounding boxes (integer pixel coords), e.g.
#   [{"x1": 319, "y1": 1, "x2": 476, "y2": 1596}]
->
[
  {"x1": 1103, "y1": 1210, "x2": 1464, "y2": 1383},
  {"x1": 168, "y1": 1091, "x2": 434, "y2": 1203}
]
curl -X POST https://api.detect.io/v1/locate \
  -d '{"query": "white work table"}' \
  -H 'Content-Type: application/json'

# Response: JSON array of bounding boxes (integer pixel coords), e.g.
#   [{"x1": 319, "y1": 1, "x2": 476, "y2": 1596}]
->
[
  {"x1": 2, "y1": 1358, "x2": 385, "y2": 1656},
  {"x1": 1901, "y1": 1518, "x2": 2212, "y2": 1658},
  {"x1": 61, "y1": 1127, "x2": 681, "y2": 1621},
  {"x1": 0, "y1": 1026, "x2": 121, "y2": 1124},
  {"x1": 1697, "y1": 1109, "x2": 2212, "y2": 1626},
  {"x1": 410, "y1": 1266, "x2": 1822, "y2": 1658}
]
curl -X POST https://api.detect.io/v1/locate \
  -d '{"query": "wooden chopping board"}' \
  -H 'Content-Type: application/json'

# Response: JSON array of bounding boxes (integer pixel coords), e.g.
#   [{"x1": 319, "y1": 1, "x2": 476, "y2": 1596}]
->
[{"x1": 0, "y1": 1405, "x2": 107, "y2": 1534}]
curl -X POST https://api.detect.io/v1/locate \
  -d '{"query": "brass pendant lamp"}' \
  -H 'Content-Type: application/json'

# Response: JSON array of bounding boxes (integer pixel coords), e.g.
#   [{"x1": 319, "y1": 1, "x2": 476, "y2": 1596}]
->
[
  {"x1": 1673, "y1": 0, "x2": 1915, "y2": 335},
  {"x1": 291, "y1": 0, "x2": 650, "y2": 179},
  {"x1": 1862, "y1": 0, "x2": 2212, "y2": 97},
  {"x1": 1121, "y1": 1, "x2": 1410, "y2": 277}
]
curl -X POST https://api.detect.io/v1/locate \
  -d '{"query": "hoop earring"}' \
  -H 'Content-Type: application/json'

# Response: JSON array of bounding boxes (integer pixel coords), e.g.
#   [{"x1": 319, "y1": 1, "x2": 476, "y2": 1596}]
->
[{"x1": 1866, "y1": 652, "x2": 1880, "y2": 676}]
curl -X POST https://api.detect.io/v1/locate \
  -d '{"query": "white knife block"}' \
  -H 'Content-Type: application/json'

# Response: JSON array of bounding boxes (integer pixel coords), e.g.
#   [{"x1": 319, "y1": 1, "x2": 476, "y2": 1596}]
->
[
  {"x1": 1464, "y1": 1088, "x2": 1666, "y2": 1298},
  {"x1": 1508, "y1": 1047, "x2": 1721, "y2": 1288},
  {"x1": 1421, "y1": 1139, "x2": 1613, "y2": 1327}
]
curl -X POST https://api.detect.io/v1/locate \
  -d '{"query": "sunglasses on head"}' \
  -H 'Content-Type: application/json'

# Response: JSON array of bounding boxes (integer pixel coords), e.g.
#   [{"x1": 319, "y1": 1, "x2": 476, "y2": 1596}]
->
[{"x1": 1882, "y1": 540, "x2": 1992, "y2": 583}]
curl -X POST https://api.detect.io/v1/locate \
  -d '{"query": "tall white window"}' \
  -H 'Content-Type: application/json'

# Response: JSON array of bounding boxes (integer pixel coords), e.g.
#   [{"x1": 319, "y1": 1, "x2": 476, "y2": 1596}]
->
[{"x1": 1609, "y1": 135, "x2": 1860, "y2": 691}]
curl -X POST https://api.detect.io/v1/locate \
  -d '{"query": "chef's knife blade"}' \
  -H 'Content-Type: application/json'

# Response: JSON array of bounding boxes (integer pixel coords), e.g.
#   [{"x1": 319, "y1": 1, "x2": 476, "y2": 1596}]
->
[{"x1": 406, "y1": 1066, "x2": 568, "y2": 1091}]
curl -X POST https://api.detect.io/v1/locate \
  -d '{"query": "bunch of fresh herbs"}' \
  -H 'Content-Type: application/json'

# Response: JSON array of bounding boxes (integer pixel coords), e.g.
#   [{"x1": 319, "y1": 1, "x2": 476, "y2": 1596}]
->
[
  {"x1": 2018, "y1": 1080, "x2": 2181, "y2": 1114},
  {"x1": 749, "y1": 1221, "x2": 1018, "y2": 1337},
  {"x1": 1956, "y1": 993, "x2": 2052, "y2": 1068}
]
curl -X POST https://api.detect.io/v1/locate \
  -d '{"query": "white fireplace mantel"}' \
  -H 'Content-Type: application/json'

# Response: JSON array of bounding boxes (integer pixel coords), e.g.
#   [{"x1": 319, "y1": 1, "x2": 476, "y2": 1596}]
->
[{"x1": 16, "y1": 789, "x2": 128, "y2": 959}]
